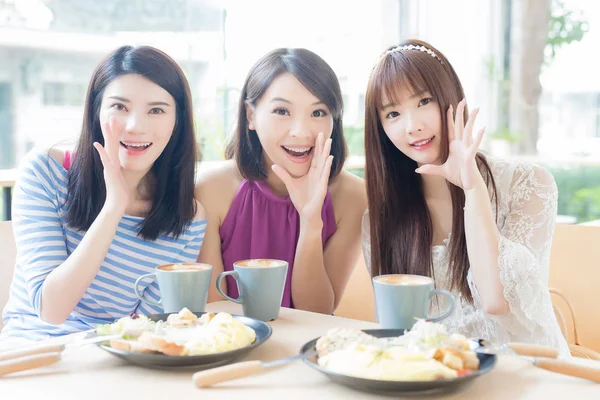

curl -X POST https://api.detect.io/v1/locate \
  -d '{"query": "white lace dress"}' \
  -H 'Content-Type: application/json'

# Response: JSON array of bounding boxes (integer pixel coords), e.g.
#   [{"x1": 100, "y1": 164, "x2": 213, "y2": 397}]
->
[{"x1": 362, "y1": 156, "x2": 570, "y2": 355}]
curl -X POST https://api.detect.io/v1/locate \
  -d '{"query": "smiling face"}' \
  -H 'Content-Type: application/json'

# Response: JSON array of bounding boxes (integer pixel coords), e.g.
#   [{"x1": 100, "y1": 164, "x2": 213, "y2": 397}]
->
[
  {"x1": 378, "y1": 87, "x2": 443, "y2": 167},
  {"x1": 99, "y1": 73, "x2": 177, "y2": 174},
  {"x1": 246, "y1": 73, "x2": 334, "y2": 179}
]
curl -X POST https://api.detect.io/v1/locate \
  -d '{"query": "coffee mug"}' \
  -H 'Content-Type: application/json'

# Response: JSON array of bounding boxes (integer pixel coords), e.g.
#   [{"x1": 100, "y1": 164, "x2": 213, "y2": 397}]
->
[
  {"x1": 216, "y1": 259, "x2": 288, "y2": 321},
  {"x1": 373, "y1": 274, "x2": 456, "y2": 330},
  {"x1": 134, "y1": 263, "x2": 213, "y2": 313}
]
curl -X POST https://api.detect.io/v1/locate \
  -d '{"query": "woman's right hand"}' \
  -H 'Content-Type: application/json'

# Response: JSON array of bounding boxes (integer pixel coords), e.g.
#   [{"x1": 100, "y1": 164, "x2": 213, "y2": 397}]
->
[{"x1": 94, "y1": 116, "x2": 129, "y2": 214}]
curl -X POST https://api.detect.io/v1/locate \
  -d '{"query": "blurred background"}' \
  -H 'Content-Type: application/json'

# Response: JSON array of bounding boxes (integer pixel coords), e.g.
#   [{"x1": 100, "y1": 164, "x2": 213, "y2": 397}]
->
[{"x1": 0, "y1": 0, "x2": 598, "y2": 224}]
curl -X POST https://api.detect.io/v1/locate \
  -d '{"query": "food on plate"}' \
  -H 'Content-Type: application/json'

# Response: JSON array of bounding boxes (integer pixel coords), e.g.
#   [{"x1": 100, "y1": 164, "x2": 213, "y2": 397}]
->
[
  {"x1": 316, "y1": 320, "x2": 480, "y2": 381},
  {"x1": 96, "y1": 308, "x2": 256, "y2": 356}
]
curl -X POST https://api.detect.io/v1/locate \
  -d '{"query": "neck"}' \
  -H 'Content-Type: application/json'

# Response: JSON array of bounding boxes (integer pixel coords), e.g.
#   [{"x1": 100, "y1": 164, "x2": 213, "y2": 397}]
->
[
  {"x1": 261, "y1": 154, "x2": 290, "y2": 197},
  {"x1": 265, "y1": 168, "x2": 289, "y2": 197},
  {"x1": 421, "y1": 173, "x2": 451, "y2": 202},
  {"x1": 122, "y1": 168, "x2": 152, "y2": 202}
]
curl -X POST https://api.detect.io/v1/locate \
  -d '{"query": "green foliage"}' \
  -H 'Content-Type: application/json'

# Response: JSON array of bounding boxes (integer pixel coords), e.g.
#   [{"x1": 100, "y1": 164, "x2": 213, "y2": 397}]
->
[
  {"x1": 196, "y1": 116, "x2": 228, "y2": 161},
  {"x1": 344, "y1": 124, "x2": 365, "y2": 157},
  {"x1": 567, "y1": 187, "x2": 600, "y2": 223},
  {"x1": 547, "y1": 164, "x2": 600, "y2": 222},
  {"x1": 546, "y1": 0, "x2": 589, "y2": 64},
  {"x1": 489, "y1": 128, "x2": 521, "y2": 144}
]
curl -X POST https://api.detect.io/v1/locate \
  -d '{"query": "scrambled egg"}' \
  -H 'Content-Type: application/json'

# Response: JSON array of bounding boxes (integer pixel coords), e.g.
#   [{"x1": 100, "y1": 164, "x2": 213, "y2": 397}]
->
[
  {"x1": 96, "y1": 309, "x2": 256, "y2": 356},
  {"x1": 183, "y1": 312, "x2": 257, "y2": 355},
  {"x1": 316, "y1": 320, "x2": 479, "y2": 381},
  {"x1": 318, "y1": 342, "x2": 458, "y2": 381}
]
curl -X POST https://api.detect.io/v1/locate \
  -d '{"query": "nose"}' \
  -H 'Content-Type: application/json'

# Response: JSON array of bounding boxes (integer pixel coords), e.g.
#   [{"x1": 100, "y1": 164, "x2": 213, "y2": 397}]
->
[
  {"x1": 289, "y1": 117, "x2": 311, "y2": 138},
  {"x1": 124, "y1": 113, "x2": 147, "y2": 135},
  {"x1": 404, "y1": 111, "x2": 423, "y2": 135}
]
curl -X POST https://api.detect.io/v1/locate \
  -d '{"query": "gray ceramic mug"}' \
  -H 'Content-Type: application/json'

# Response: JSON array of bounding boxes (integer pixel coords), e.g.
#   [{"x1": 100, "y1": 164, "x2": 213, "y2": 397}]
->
[
  {"x1": 373, "y1": 274, "x2": 456, "y2": 330},
  {"x1": 216, "y1": 259, "x2": 288, "y2": 321},
  {"x1": 134, "y1": 263, "x2": 213, "y2": 313}
]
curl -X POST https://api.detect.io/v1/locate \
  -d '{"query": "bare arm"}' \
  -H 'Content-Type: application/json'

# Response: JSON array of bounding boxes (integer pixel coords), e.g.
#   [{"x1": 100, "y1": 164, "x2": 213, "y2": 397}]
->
[
  {"x1": 463, "y1": 174, "x2": 507, "y2": 314},
  {"x1": 41, "y1": 205, "x2": 124, "y2": 324},
  {"x1": 291, "y1": 174, "x2": 367, "y2": 313},
  {"x1": 195, "y1": 163, "x2": 240, "y2": 303}
]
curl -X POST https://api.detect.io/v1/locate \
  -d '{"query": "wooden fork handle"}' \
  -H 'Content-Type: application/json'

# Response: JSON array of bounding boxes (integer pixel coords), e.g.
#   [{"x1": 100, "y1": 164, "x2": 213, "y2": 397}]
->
[
  {"x1": 193, "y1": 360, "x2": 263, "y2": 388},
  {"x1": 0, "y1": 353, "x2": 62, "y2": 376},
  {"x1": 507, "y1": 342, "x2": 559, "y2": 358},
  {"x1": 0, "y1": 344, "x2": 64, "y2": 362},
  {"x1": 534, "y1": 358, "x2": 600, "y2": 383}
]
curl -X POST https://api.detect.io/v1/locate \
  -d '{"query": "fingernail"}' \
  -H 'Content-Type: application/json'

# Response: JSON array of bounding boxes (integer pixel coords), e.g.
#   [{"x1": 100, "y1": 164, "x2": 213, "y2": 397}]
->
[{"x1": 415, "y1": 168, "x2": 421, "y2": 173}]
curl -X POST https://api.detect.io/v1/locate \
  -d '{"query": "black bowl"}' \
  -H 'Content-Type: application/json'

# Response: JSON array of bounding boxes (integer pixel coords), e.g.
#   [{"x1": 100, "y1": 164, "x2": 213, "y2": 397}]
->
[
  {"x1": 97, "y1": 312, "x2": 272, "y2": 370},
  {"x1": 300, "y1": 329, "x2": 496, "y2": 395}
]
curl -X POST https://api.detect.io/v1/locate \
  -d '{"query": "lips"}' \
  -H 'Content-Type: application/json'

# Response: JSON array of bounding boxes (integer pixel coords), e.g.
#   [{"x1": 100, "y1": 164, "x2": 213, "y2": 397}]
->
[
  {"x1": 120, "y1": 141, "x2": 153, "y2": 151},
  {"x1": 281, "y1": 145, "x2": 314, "y2": 157},
  {"x1": 410, "y1": 137, "x2": 434, "y2": 147}
]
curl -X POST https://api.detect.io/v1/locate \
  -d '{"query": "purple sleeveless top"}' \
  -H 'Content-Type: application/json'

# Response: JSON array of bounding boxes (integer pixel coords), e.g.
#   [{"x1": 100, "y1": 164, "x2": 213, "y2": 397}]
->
[{"x1": 220, "y1": 179, "x2": 337, "y2": 308}]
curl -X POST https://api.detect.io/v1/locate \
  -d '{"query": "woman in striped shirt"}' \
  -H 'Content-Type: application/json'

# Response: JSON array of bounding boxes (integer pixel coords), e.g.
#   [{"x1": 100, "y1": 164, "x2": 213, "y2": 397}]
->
[{"x1": 1, "y1": 46, "x2": 206, "y2": 343}]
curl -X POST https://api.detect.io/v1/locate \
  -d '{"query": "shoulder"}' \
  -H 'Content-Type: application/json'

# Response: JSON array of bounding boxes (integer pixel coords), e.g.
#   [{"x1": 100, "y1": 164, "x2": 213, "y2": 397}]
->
[
  {"x1": 329, "y1": 170, "x2": 368, "y2": 221},
  {"x1": 194, "y1": 160, "x2": 243, "y2": 219},
  {"x1": 192, "y1": 199, "x2": 207, "y2": 222},
  {"x1": 482, "y1": 154, "x2": 556, "y2": 193},
  {"x1": 47, "y1": 148, "x2": 65, "y2": 166},
  {"x1": 17, "y1": 147, "x2": 66, "y2": 184},
  {"x1": 195, "y1": 160, "x2": 241, "y2": 193}
]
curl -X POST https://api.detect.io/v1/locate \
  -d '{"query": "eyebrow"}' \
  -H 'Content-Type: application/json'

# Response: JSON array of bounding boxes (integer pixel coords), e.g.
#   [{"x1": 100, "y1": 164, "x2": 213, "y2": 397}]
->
[
  {"x1": 270, "y1": 97, "x2": 325, "y2": 106},
  {"x1": 108, "y1": 96, "x2": 171, "y2": 107},
  {"x1": 381, "y1": 90, "x2": 428, "y2": 110}
]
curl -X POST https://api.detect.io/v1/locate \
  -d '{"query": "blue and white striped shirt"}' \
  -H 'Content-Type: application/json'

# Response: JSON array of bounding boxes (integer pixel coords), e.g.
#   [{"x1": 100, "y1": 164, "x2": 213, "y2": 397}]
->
[{"x1": 1, "y1": 149, "x2": 206, "y2": 341}]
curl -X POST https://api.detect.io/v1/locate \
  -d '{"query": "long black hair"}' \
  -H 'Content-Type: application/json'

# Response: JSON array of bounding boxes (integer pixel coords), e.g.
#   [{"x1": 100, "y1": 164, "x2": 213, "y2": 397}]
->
[{"x1": 65, "y1": 45, "x2": 198, "y2": 240}]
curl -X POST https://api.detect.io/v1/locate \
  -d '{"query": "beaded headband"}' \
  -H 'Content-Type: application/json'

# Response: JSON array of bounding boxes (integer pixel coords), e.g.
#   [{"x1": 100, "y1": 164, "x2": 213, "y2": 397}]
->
[{"x1": 382, "y1": 44, "x2": 443, "y2": 64}]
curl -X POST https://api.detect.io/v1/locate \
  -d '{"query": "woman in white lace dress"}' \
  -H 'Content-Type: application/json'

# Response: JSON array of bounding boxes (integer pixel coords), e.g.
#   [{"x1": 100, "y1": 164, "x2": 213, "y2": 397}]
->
[{"x1": 362, "y1": 39, "x2": 569, "y2": 354}]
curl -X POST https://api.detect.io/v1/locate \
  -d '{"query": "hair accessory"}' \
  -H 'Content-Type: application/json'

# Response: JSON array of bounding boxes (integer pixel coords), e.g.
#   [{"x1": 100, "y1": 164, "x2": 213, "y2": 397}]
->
[{"x1": 383, "y1": 44, "x2": 443, "y2": 64}]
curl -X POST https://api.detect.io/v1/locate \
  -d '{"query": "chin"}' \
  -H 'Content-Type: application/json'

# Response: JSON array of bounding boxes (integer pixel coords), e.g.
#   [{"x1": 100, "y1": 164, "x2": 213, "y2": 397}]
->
[
  {"x1": 279, "y1": 161, "x2": 310, "y2": 179},
  {"x1": 120, "y1": 160, "x2": 155, "y2": 173}
]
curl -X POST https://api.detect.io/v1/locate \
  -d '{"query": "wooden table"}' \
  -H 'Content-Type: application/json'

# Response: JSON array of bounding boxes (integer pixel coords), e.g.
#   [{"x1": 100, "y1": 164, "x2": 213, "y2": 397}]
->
[
  {"x1": 0, "y1": 168, "x2": 16, "y2": 221},
  {"x1": 1, "y1": 301, "x2": 598, "y2": 399}
]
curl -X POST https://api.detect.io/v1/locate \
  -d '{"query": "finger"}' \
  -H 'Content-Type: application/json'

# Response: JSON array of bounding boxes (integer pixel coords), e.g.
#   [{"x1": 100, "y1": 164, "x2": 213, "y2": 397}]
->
[
  {"x1": 93, "y1": 142, "x2": 111, "y2": 169},
  {"x1": 311, "y1": 132, "x2": 323, "y2": 170},
  {"x1": 107, "y1": 116, "x2": 123, "y2": 162},
  {"x1": 415, "y1": 164, "x2": 444, "y2": 177},
  {"x1": 446, "y1": 105, "x2": 455, "y2": 141},
  {"x1": 318, "y1": 155, "x2": 334, "y2": 199},
  {"x1": 320, "y1": 138, "x2": 333, "y2": 172},
  {"x1": 455, "y1": 99, "x2": 466, "y2": 140},
  {"x1": 320, "y1": 155, "x2": 334, "y2": 182},
  {"x1": 271, "y1": 164, "x2": 293, "y2": 187},
  {"x1": 469, "y1": 126, "x2": 486, "y2": 157},
  {"x1": 463, "y1": 107, "x2": 480, "y2": 147}
]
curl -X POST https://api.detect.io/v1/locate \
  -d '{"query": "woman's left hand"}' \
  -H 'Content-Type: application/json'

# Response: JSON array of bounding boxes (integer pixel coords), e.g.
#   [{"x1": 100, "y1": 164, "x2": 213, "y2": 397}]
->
[{"x1": 415, "y1": 99, "x2": 486, "y2": 190}]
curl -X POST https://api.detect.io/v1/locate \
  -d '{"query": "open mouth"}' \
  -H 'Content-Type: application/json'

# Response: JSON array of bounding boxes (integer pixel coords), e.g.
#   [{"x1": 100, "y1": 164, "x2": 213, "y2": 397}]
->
[
  {"x1": 120, "y1": 141, "x2": 153, "y2": 152},
  {"x1": 410, "y1": 136, "x2": 434, "y2": 147},
  {"x1": 281, "y1": 145, "x2": 314, "y2": 158}
]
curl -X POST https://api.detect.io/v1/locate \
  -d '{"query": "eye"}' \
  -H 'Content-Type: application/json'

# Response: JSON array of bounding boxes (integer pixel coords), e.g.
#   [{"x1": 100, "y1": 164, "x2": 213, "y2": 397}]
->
[
  {"x1": 385, "y1": 111, "x2": 400, "y2": 119},
  {"x1": 312, "y1": 109, "x2": 328, "y2": 117},
  {"x1": 273, "y1": 107, "x2": 290, "y2": 116},
  {"x1": 111, "y1": 103, "x2": 127, "y2": 111},
  {"x1": 418, "y1": 98, "x2": 433, "y2": 107},
  {"x1": 149, "y1": 108, "x2": 165, "y2": 115}
]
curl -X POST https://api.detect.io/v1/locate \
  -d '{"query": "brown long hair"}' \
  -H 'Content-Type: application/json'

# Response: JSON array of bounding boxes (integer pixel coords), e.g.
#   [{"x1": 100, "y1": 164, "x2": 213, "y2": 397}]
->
[
  {"x1": 225, "y1": 48, "x2": 347, "y2": 181},
  {"x1": 65, "y1": 46, "x2": 198, "y2": 240},
  {"x1": 364, "y1": 40, "x2": 497, "y2": 303}
]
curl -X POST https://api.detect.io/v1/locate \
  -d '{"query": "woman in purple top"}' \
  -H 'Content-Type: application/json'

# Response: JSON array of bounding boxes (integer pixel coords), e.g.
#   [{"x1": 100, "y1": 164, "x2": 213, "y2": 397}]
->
[{"x1": 196, "y1": 48, "x2": 367, "y2": 314}]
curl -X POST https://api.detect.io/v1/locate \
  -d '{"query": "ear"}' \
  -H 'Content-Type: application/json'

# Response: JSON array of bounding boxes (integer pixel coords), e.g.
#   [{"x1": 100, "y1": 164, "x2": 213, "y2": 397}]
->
[{"x1": 245, "y1": 102, "x2": 256, "y2": 131}]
